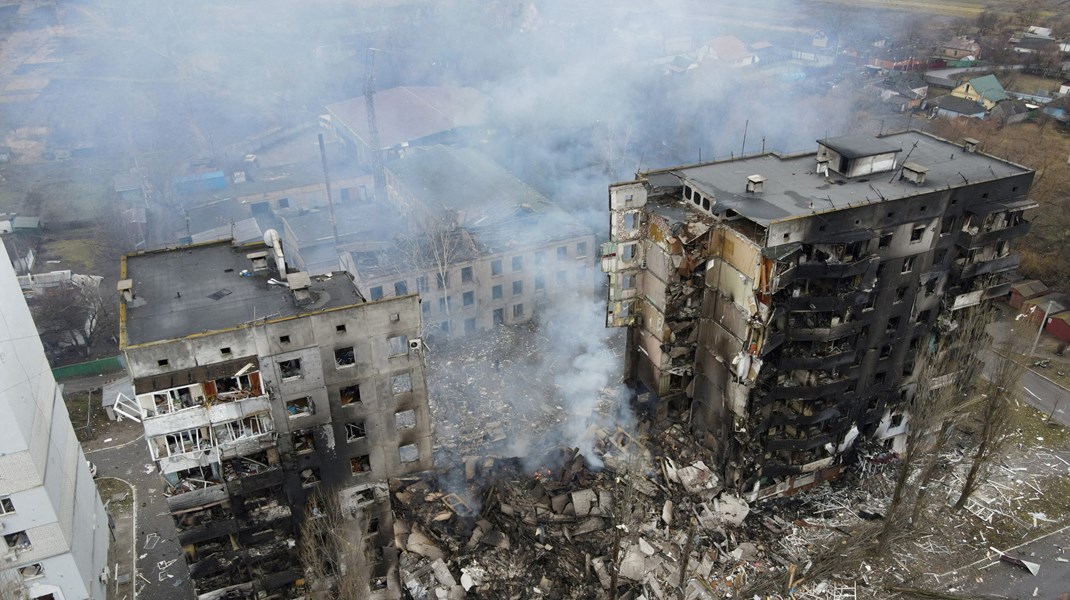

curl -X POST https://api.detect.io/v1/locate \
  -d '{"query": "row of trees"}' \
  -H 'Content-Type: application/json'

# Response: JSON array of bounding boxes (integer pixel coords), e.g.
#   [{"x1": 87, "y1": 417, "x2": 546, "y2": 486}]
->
[{"x1": 876, "y1": 304, "x2": 1025, "y2": 553}]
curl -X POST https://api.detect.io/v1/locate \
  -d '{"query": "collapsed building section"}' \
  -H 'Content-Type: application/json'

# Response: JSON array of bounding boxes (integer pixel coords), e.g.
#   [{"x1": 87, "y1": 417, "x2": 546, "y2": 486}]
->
[
  {"x1": 118, "y1": 233, "x2": 433, "y2": 599},
  {"x1": 603, "y1": 131, "x2": 1035, "y2": 498}
]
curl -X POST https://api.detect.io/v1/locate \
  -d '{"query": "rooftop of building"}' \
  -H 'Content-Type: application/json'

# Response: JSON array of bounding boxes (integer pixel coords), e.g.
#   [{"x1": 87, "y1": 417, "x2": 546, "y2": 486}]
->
[
  {"x1": 121, "y1": 240, "x2": 365, "y2": 346},
  {"x1": 639, "y1": 130, "x2": 1032, "y2": 228},
  {"x1": 325, "y1": 86, "x2": 489, "y2": 150}
]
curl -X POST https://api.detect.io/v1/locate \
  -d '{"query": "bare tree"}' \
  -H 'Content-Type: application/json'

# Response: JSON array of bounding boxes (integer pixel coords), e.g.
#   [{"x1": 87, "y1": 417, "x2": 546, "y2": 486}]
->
[
  {"x1": 299, "y1": 487, "x2": 370, "y2": 600},
  {"x1": 953, "y1": 321, "x2": 1025, "y2": 510},
  {"x1": 877, "y1": 305, "x2": 993, "y2": 553},
  {"x1": 396, "y1": 215, "x2": 476, "y2": 338},
  {"x1": 0, "y1": 569, "x2": 27, "y2": 600}
]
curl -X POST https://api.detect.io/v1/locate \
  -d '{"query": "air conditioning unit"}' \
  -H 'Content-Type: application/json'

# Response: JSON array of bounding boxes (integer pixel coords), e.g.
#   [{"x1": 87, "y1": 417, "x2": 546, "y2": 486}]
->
[{"x1": 408, "y1": 338, "x2": 423, "y2": 351}]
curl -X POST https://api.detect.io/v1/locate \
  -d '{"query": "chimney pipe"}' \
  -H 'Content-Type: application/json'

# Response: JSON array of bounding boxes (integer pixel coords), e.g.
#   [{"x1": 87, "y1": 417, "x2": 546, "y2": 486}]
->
[{"x1": 263, "y1": 229, "x2": 287, "y2": 281}]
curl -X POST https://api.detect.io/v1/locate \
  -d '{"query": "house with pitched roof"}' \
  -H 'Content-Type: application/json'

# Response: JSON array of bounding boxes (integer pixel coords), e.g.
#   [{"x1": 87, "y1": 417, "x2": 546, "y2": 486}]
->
[{"x1": 951, "y1": 74, "x2": 1008, "y2": 111}]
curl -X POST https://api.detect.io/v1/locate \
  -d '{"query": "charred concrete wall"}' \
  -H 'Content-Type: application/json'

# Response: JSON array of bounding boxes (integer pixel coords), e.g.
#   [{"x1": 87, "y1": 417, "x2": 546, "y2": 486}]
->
[{"x1": 604, "y1": 132, "x2": 1036, "y2": 498}]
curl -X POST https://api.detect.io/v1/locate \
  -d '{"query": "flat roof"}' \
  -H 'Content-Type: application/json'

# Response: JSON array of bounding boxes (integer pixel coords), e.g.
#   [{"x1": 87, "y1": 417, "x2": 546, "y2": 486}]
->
[
  {"x1": 326, "y1": 86, "x2": 489, "y2": 150},
  {"x1": 647, "y1": 130, "x2": 1031, "y2": 227},
  {"x1": 122, "y1": 241, "x2": 364, "y2": 346}
]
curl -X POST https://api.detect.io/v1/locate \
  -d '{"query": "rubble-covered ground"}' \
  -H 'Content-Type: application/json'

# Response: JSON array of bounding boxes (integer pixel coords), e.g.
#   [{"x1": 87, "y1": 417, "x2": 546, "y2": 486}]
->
[{"x1": 410, "y1": 324, "x2": 1070, "y2": 599}]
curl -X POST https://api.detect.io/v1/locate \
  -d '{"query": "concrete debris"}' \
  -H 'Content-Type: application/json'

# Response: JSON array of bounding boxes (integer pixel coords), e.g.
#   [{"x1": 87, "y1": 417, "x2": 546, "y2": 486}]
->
[{"x1": 665, "y1": 458, "x2": 722, "y2": 495}]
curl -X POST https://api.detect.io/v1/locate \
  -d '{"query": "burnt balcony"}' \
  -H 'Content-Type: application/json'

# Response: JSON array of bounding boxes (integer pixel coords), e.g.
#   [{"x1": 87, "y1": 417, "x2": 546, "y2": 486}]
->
[
  {"x1": 795, "y1": 256, "x2": 876, "y2": 280},
  {"x1": 760, "y1": 331, "x2": 786, "y2": 356},
  {"x1": 771, "y1": 264, "x2": 798, "y2": 293},
  {"x1": 954, "y1": 253, "x2": 1020, "y2": 279},
  {"x1": 765, "y1": 433, "x2": 834, "y2": 452},
  {"x1": 225, "y1": 467, "x2": 284, "y2": 497},
  {"x1": 956, "y1": 221, "x2": 1031, "y2": 250},
  {"x1": 166, "y1": 483, "x2": 228, "y2": 513},
  {"x1": 786, "y1": 319, "x2": 866, "y2": 342},
  {"x1": 779, "y1": 348, "x2": 857, "y2": 370},
  {"x1": 784, "y1": 292, "x2": 867, "y2": 313},
  {"x1": 772, "y1": 377, "x2": 854, "y2": 400},
  {"x1": 178, "y1": 519, "x2": 239, "y2": 546}
]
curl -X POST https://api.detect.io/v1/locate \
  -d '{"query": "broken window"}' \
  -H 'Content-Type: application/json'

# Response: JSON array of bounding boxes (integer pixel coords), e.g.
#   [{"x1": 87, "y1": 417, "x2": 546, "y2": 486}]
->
[
  {"x1": 152, "y1": 427, "x2": 212, "y2": 459},
  {"x1": 491, "y1": 259, "x2": 502, "y2": 276},
  {"x1": 461, "y1": 266, "x2": 473, "y2": 283},
  {"x1": 17, "y1": 564, "x2": 42, "y2": 579},
  {"x1": 215, "y1": 414, "x2": 271, "y2": 444},
  {"x1": 880, "y1": 344, "x2": 892, "y2": 359},
  {"x1": 395, "y1": 281, "x2": 408, "y2": 295},
  {"x1": 286, "y1": 396, "x2": 313, "y2": 417},
  {"x1": 337, "y1": 323, "x2": 347, "y2": 333},
  {"x1": 220, "y1": 347, "x2": 232, "y2": 356},
  {"x1": 158, "y1": 358, "x2": 169, "y2": 367},
  {"x1": 392, "y1": 372, "x2": 412, "y2": 395},
  {"x1": 351, "y1": 455, "x2": 371, "y2": 474},
  {"x1": 879, "y1": 232, "x2": 893, "y2": 249},
  {"x1": 916, "y1": 309, "x2": 931, "y2": 324},
  {"x1": 399, "y1": 444, "x2": 419, "y2": 463},
  {"x1": 463, "y1": 291, "x2": 474, "y2": 306},
  {"x1": 512, "y1": 256, "x2": 522, "y2": 271},
  {"x1": 340, "y1": 384, "x2": 361, "y2": 406},
  {"x1": 910, "y1": 225, "x2": 926, "y2": 242},
  {"x1": 293, "y1": 430, "x2": 315, "y2": 454},
  {"x1": 895, "y1": 286, "x2": 907, "y2": 302},
  {"x1": 577, "y1": 241, "x2": 588, "y2": 257},
  {"x1": 368, "y1": 517, "x2": 380, "y2": 534},
  {"x1": 933, "y1": 248, "x2": 948, "y2": 265},
  {"x1": 396, "y1": 409, "x2": 416, "y2": 429},
  {"x1": 465, "y1": 318, "x2": 476, "y2": 334},
  {"x1": 387, "y1": 335, "x2": 408, "y2": 357},
  {"x1": 370, "y1": 286, "x2": 384, "y2": 300},
  {"x1": 4, "y1": 531, "x2": 30, "y2": 551},
  {"x1": 901, "y1": 256, "x2": 915, "y2": 273},
  {"x1": 890, "y1": 413, "x2": 905, "y2": 427},
  {"x1": 280, "y1": 335, "x2": 291, "y2": 343},
  {"x1": 334, "y1": 346, "x2": 356, "y2": 367},
  {"x1": 621, "y1": 243, "x2": 637, "y2": 262},
  {"x1": 513, "y1": 303, "x2": 524, "y2": 318},
  {"x1": 492, "y1": 285, "x2": 503, "y2": 300},
  {"x1": 512, "y1": 280, "x2": 523, "y2": 295},
  {"x1": 493, "y1": 308, "x2": 504, "y2": 326},
  {"x1": 345, "y1": 422, "x2": 366, "y2": 441},
  {"x1": 886, "y1": 317, "x2": 900, "y2": 335},
  {"x1": 279, "y1": 358, "x2": 301, "y2": 379},
  {"x1": 301, "y1": 467, "x2": 321, "y2": 488},
  {"x1": 940, "y1": 216, "x2": 955, "y2": 235},
  {"x1": 0, "y1": 497, "x2": 12, "y2": 514}
]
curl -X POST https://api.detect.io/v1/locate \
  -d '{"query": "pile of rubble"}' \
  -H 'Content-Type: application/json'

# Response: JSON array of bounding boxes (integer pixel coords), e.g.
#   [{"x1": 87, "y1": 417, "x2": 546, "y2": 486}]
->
[{"x1": 391, "y1": 420, "x2": 808, "y2": 599}]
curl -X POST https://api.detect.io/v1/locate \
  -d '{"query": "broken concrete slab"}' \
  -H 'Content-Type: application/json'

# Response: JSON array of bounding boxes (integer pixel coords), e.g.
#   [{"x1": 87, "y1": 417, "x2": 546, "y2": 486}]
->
[{"x1": 714, "y1": 494, "x2": 750, "y2": 527}]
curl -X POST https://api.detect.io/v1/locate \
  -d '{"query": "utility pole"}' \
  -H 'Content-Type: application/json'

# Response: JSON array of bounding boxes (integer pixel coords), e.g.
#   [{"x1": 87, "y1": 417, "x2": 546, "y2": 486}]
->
[
  {"x1": 1030, "y1": 300, "x2": 1054, "y2": 356},
  {"x1": 318, "y1": 134, "x2": 341, "y2": 256},
  {"x1": 364, "y1": 49, "x2": 387, "y2": 203}
]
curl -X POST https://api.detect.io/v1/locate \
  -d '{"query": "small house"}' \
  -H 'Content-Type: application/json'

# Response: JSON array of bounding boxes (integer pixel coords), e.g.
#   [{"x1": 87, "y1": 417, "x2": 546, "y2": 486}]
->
[
  {"x1": 1022, "y1": 293, "x2": 1070, "y2": 326},
  {"x1": 951, "y1": 75, "x2": 1008, "y2": 110},
  {"x1": 940, "y1": 37, "x2": 981, "y2": 60},
  {"x1": 1009, "y1": 280, "x2": 1049, "y2": 309},
  {"x1": 932, "y1": 95, "x2": 986, "y2": 120},
  {"x1": 1046, "y1": 312, "x2": 1070, "y2": 343},
  {"x1": 11, "y1": 216, "x2": 42, "y2": 231}
]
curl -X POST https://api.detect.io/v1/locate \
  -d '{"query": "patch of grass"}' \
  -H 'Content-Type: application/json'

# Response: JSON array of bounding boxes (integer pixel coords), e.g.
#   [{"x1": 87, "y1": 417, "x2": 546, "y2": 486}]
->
[
  {"x1": 40, "y1": 237, "x2": 98, "y2": 273},
  {"x1": 95, "y1": 477, "x2": 133, "y2": 513},
  {"x1": 64, "y1": 391, "x2": 110, "y2": 442}
]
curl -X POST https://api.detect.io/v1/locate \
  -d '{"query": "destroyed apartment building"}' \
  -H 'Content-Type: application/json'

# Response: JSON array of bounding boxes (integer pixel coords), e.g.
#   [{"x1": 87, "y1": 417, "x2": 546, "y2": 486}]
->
[
  {"x1": 343, "y1": 145, "x2": 598, "y2": 339},
  {"x1": 603, "y1": 131, "x2": 1035, "y2": 498},
  {"x1": 117, "y1": 231, "x2": 433, "y2": 599}
]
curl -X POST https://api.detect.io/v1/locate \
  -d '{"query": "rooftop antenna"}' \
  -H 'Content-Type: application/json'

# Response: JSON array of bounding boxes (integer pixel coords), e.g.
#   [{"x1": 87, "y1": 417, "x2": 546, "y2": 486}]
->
[
  {"x1": 364, "y1": 48, "x2": 387, "y2": 202},
  {"x1": 635, "y1": 151, "x2": 645, "y2": 175},
  {"x1": 888, "y1": 141, "x2": 919, "y2": 183},
  {"x1": 959, "y1": 172, "x2": 969, "y2": 184},
  {"x1": 318, "y1": 133, "x2": 342, "y2": 255},
  {"x1": 869, "y1": 183, "x2": 886, "y2": 201},
  {"x1": 741, "y1": 119, "x2": 749, "y2": 156}
]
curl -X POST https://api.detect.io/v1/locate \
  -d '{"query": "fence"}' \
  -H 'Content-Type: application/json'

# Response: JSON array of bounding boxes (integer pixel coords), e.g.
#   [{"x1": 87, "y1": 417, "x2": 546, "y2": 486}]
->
[{"x1": 52, "y1": 355, "x2": 125, "y2": 381}]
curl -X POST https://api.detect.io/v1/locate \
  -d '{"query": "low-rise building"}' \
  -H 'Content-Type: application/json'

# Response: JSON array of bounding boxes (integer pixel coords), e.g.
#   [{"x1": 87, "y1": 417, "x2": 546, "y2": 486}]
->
[{"x1": 342, "y1": 146, "x2": 598, "y2": 339}]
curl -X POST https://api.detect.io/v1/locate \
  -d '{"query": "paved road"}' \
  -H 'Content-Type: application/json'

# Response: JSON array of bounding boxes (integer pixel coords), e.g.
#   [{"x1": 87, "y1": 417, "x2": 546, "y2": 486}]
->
[
  {"x1": 957, "y1": 524, "x2": 1070, "y2": 599},
  {"x1": 1019, "y1": 368, "x2": 1070, "y2": 428},
  {"x1": 89, "y1": 434, "x2": 195, "y2": 599}
]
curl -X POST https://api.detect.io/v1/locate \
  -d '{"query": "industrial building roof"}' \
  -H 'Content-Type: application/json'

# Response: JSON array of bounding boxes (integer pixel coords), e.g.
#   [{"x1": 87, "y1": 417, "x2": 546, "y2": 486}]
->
[
  {"x1": 646, "y1": 130, "x2": 1031, "y2": 228},
  {"x1": 325, "y1": 86, "x2": 489, "y2": 150},
  {"x1": 817, "y1": 135, "x2": 901, "y2": 159},
  {"x1": 122, "y1": 241, "x2": 364, "y2": 346}
]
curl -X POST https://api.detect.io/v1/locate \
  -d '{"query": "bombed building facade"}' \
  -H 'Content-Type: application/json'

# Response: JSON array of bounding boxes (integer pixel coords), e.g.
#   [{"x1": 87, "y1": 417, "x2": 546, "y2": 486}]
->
[
  {"x1": 603, "y1": 131, "x2": 1035, "y2": 498},
  {"x1": 344, "y1": 145, "x2": 598, "y2": 339},
  {"x1": 117, "y1": 234, "x2": 432, "y2": 599}
]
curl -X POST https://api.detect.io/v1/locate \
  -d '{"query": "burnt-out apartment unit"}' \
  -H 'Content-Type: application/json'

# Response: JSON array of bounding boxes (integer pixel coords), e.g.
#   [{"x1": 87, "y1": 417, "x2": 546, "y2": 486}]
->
[
  {"x1": 343, "y1": 145, "x2": 598, "y2": 339},
  {"x1": 603, "y1": 131, "x2": 1034, "y2": 498},
  {"x1": 118, "y1": 234, "x2": 432, "y2": 599}
]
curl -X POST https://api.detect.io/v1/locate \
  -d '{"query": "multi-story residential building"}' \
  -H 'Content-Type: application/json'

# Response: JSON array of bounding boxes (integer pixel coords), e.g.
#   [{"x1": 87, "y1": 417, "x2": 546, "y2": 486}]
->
[
  {"x1": 343, "y1": 145, "x2": 598, "y2": 338},
  {"x1": 0, "y1": 244, "x2": 109, "y2": 600},
  {"x1": 603, "y1": 131, "x2": 1035, "y2": 498},
  {"x1": 118, "y1": 234, "x2": 432, "y2": 599}
]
